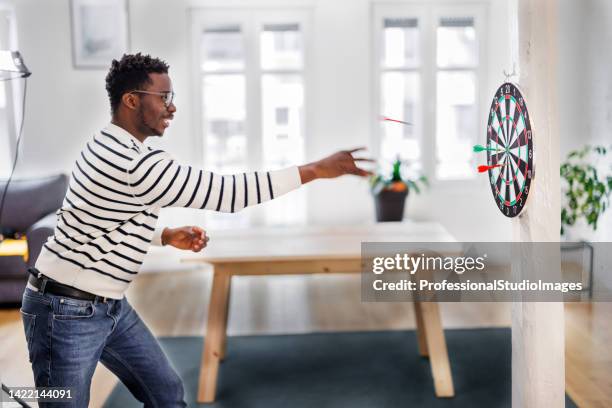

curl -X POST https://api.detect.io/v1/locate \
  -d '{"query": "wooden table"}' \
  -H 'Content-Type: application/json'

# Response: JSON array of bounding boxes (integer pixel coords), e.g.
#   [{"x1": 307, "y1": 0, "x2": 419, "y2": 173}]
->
[{"x1": 184, "y1": 221, "x2": 456, "y2": 403}]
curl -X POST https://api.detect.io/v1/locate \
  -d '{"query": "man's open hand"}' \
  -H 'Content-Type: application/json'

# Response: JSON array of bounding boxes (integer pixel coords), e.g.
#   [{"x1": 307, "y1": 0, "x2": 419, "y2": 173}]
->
[
  {"x1": 162, "y1": 226, "x2": 209, "y2": 252},
  {"x1": 298, "y1": 148, "x2": 374, "y2": 184}
]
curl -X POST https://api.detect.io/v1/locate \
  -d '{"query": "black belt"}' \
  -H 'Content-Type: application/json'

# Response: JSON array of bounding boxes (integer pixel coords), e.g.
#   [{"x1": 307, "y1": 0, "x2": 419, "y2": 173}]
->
[{"x1": 27, "y1": 268, "x2": 109, "y2": 303}]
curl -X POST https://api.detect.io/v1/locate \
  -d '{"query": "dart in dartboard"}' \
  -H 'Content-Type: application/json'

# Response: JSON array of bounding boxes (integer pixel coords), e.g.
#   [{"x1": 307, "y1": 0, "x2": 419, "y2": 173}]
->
[{"x1": 475, "y1": 82, "x2": 535, "y2": 218}]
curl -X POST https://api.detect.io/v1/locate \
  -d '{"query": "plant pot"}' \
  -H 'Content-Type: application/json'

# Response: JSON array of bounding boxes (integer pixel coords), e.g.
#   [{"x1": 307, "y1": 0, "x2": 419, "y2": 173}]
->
[{"x1": 374, "y1": 189, "x2": 408, "y2": 222}]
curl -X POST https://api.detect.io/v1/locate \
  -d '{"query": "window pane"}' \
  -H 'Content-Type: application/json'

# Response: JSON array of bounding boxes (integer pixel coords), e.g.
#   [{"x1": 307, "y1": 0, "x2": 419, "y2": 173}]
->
[
  {"x1": 202, "y1": 74, "x2": 247, "y2": 173},
  {"x1": 201, "y1": 25, "x2": 244, "y2": 71},
  {"x1": 380, "y1": 71, "x2": 421, "y2": 174},
  {"x1": 261, "y1": 74, "x2": 304, "y2": 167},
  {"x1": 437, "y1": 17, "x2": 477, "y2": 68},
  {"x1": 260, "y1": 23, "x2": 302, "y2": 70},
  {"x1": 382, "y1": 18, "x2": 419, "y2": 68},
  {"x1": 436, "y1": 71, "x2": 477, "y2": 179},
  {"x1": 261, "y1": 74, "x2": 305, "y2": 225}
]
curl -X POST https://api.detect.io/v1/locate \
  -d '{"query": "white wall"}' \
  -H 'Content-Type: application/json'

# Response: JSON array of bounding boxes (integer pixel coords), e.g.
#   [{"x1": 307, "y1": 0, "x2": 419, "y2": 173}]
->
[
  {"x1": 558, "y1": 0, "x2": 612, "y2": 242},
  {"x1": 8, "y1": 0, "x2": 198, "y2": 174},
  {"x1": 4, "y1": 0, "x2": 519, "y2": 242},
  {"x1": 581, "y1": 0, "x2": 612, "y2": 242},
  {"x1": 558, "y1": 0, "x2": 586, "y2": 159},
  {"x1": 9, "y1": 0, "x2": 109, "y2": 176},
  {"x1": 557, "y1": 0, "x2": 612, "y2": 297}
]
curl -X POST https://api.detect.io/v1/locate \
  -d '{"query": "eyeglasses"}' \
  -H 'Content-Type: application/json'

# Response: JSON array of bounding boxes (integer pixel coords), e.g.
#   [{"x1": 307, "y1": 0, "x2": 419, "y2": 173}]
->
[{"x1": 130, "y1": 90, "x2": 175, "y2": 108}]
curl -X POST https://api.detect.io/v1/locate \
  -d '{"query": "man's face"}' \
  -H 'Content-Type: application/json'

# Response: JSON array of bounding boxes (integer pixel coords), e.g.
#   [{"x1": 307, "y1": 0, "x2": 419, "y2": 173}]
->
[{"x1": 134, "y1": 73, "x2": 176, "y2": 137}]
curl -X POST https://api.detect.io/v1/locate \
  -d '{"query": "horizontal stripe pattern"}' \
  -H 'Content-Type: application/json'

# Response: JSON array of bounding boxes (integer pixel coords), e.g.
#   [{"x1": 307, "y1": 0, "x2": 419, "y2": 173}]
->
[
  {"x1": 127, "y1": 160, "x2": 299, "y2": 213},
  {"x1": 35, "y1": 123, "x2": 302, "y2": 299}
]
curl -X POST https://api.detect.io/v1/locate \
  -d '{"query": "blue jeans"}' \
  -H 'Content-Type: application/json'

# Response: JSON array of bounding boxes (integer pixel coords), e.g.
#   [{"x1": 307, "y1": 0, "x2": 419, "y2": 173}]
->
[{"x1": 20, "y1": 287, "x2": 186, "y2": 408}]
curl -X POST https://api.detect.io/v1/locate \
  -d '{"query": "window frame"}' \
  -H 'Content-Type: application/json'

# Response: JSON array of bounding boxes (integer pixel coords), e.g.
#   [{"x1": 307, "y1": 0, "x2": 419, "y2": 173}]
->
[{"x1": 372, "y1": 1, "x2": 488, "y2": 188}]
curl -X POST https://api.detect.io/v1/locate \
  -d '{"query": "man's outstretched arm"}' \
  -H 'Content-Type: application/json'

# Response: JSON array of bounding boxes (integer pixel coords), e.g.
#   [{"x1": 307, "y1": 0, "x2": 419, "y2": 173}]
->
[{"x1": 127, "y1": 147, "x2": 372, "y2": 212}]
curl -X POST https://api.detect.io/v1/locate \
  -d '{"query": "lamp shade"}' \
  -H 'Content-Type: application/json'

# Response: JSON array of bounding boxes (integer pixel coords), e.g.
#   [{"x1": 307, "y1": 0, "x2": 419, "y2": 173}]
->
[{"x1": 0, "y1": 50, "x2": 31, "y2": 78}]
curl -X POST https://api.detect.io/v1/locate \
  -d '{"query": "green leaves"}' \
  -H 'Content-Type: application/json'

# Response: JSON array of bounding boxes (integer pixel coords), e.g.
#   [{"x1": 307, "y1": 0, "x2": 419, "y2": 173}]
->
[
  {"x1": 561, "y1": 144, "x2": 612, "y2": 235},
  {"x1": 391, "y1": 158, "x2": 402, "y2": 182},
  {"x1": 406, "y1": 180, "x2": 420, "y2": 194},
  {"x1": 369, "y1": 175, "x2": 386, "y2": 195}
]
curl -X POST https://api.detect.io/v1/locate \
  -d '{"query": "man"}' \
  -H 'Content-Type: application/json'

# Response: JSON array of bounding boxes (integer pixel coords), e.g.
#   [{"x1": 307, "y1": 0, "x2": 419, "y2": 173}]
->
[{"x1": 20, "y1": 53, "x2": 371, "y2": 407}]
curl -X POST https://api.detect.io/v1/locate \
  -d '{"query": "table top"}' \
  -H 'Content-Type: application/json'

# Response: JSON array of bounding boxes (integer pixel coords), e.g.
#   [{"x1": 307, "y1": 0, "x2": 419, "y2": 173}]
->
[{"x1": 183, "y1": 221, "x2": 456, "y2": 264}]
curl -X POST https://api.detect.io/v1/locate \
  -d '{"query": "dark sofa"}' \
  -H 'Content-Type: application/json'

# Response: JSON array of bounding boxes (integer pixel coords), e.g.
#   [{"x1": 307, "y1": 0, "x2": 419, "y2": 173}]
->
[{"x1": 0, "y1": 174, "x2": 67, "y2": 304}]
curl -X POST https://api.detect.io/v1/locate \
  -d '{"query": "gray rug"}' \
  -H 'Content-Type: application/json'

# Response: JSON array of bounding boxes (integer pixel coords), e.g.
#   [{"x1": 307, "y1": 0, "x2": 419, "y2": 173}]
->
[{"x1": 104, "y1": 328, "x2": 577, "y2": 407}]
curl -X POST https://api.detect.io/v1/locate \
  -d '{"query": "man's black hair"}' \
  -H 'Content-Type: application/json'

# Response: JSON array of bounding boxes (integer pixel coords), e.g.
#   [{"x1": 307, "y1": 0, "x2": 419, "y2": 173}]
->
[{"x1": 105, "y1": 53, "x2": 169, "y2": 114}]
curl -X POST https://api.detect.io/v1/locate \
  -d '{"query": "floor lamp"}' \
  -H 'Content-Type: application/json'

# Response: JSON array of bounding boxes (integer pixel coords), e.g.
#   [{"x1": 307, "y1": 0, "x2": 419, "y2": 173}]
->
[{"x1": 0, "y1": 50, "x2": 32, "y2": 408}]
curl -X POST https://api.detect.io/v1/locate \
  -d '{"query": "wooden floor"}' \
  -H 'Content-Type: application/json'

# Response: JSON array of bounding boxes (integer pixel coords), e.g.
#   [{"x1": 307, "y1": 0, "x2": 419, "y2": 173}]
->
[{"x1": 1, "y1": 268, "x2": 610, "y2": 407}]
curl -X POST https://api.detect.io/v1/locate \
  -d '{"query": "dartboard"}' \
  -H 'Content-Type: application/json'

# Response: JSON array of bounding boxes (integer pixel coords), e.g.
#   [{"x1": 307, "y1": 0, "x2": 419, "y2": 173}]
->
[{"x1": 486, "y1": 82, "x2": 534, "y2": 218}]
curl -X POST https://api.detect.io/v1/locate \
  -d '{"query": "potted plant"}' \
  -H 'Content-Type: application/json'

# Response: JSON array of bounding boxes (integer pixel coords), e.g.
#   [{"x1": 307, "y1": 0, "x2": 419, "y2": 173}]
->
[
  {"x1": 561, "y1": 145, "x2": 612, "y2": 236},
  {"x1": 370, "y1": 157, "x2": 428, "y2": 222}
]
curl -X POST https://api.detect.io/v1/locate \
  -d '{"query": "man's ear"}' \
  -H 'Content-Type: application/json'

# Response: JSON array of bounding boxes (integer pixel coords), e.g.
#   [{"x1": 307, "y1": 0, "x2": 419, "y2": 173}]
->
[{"x1": 121, "y1": 92, "x2": 138, "y2": 111}]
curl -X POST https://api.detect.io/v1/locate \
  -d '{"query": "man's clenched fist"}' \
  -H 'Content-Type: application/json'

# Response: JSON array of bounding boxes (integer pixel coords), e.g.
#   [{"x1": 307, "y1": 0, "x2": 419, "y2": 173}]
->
[{"x1": 162, "y1": 226, "x2": 209, "y2": 252}]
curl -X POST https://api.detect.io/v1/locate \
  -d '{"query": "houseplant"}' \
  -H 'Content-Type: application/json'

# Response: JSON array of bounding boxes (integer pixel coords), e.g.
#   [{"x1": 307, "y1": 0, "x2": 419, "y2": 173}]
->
[
  {"x1": 370, "y1": 157, "x2": 428, "y2": 222},
  {"x1": 560, "y1": 144, "x2": 612, "y2": 235}
]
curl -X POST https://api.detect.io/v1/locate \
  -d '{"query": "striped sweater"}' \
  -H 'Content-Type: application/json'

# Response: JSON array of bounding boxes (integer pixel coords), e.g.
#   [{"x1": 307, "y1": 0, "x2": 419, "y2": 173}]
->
[{"x1": 34, "y1": 123, "x2": 302, "y2": 299}]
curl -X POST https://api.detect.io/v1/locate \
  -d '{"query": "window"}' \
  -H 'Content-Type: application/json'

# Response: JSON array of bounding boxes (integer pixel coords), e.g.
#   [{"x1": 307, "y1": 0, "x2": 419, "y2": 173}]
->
[
  {"x1": 194, "y1": 10, "x2": 309, "y2": 228},
  {"x1": 374, "y1": 4, "x2": 485, "y2": 181}
]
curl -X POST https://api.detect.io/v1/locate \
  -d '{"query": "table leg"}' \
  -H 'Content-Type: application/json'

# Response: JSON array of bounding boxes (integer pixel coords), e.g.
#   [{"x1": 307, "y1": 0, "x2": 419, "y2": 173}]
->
[
  {"x1": 198, "y1": 269, "x2": 231, "y2": 403},
  {"x1": 419, "y1": 302, "x2": 454, "y2": 397},
  {"x1": 413, "y1": 300, "x2": 429, "y2": 357},
  {"x1": 219, "y1": 273, "x2": 232, "y2": 361}
]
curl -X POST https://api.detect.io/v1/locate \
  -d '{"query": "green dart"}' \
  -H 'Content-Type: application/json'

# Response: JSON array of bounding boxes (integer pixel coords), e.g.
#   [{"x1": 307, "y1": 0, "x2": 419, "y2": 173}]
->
[{"x1": 473, "y1": 144, "x2": 503, "y2": 153}]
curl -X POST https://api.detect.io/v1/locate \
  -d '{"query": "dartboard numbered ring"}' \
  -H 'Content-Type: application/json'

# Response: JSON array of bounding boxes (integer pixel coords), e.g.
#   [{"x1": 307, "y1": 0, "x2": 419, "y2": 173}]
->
[{"x1": 486, "y1": 82, "x2": 534, "y2": 218}]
